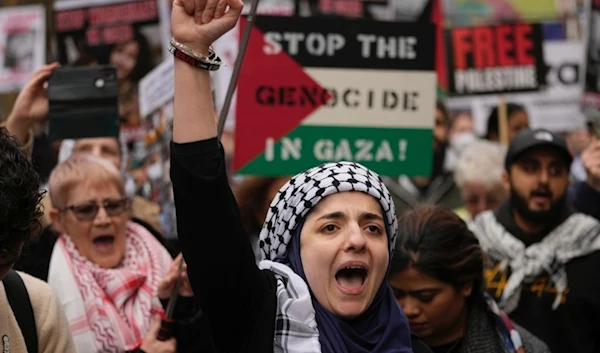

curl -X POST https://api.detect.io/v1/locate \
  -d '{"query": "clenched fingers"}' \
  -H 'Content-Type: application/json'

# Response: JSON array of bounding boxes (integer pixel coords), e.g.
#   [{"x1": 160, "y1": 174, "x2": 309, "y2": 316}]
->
[
  {"x1": 201, "y1": 0, "x2": 220, "y2": 23},
  {"x1": 175, "y1": 0, "x2": 196, "y2": 15}
]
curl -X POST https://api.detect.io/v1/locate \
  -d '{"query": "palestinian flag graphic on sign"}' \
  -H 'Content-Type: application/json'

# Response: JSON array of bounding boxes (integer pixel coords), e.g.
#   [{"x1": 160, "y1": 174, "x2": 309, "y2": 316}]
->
[{"x1": 234, "y1": 16, "x2": 437, "y2": 177}]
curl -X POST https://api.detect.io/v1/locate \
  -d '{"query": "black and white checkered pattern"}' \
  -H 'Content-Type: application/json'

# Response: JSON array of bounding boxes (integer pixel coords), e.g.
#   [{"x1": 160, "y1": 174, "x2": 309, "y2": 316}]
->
[
  {"x1": 470, "y1": 210, "x2": 600, "y2": 313},
  {"x1": 258, "y1": 162, "x2": 398, "y2": 261}
]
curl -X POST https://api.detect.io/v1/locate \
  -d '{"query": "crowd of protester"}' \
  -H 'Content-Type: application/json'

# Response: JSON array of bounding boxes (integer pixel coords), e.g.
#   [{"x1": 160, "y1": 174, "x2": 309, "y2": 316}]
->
[{"x1": 1, "y1": 0, "x2": 600, "y2": 352}]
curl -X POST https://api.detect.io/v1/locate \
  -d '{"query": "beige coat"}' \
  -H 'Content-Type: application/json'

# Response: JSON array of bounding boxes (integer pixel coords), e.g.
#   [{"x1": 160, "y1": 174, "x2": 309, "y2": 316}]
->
[{"x1": 0, "y1": 271, "x2": 76, "y2": 353}]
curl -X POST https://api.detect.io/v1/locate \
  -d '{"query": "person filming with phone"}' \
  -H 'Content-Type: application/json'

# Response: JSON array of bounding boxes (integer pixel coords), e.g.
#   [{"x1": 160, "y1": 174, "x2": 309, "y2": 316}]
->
[{"x1": 3, "y1": 62, "x2": 212, "y2": 353}]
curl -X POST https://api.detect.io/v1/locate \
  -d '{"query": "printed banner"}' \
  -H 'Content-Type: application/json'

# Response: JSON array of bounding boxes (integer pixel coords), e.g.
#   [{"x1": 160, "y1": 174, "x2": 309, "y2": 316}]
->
[
  {"x1": 138, "y1": 56, "x2": 174, "y2": 118},
  {"x1": 234, "y1": 16, "x2": 437, "y2": 177},
  {"x1": 53, "y1": 0, "x2": 167, "y2": 68},
  {"x1": 54, "y1": 0, "x2": 170, "y2": 146},
  {"x1": 445, "y1": 23, "x2": 547, "y2": 96},
  {"x1": 443, "y1": 0, "x2": 564, "y2": 26},
  {"x1": 447, "y1": 40, "x2": 586, "y2": 133},
  {"x1": 0, "y1": 5, "x2": 46, "y2": 93},
  {"x1": 584, "y1": 0, "x2": 600, "y2": 108}
]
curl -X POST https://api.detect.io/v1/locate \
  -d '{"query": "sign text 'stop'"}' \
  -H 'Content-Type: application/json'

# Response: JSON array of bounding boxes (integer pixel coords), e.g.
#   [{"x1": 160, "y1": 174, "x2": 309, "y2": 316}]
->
[{"x1": 251, "y1": 16, "x2": 435, "y2": 70}]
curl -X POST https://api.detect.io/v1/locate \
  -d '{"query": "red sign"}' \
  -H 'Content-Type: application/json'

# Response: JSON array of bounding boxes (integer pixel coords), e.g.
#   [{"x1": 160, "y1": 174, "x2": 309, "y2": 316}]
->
[
  {"x1": 233, "y1": 17, "x2": 330, "y2": 171},
  {"x1": 445, "y1": 23, "x2": 545, "y2": 95}
]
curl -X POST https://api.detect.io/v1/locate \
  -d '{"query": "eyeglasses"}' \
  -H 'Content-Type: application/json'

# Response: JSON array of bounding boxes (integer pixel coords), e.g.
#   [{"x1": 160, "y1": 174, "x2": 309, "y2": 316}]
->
[{"x1": 60, "y1": 198, "x2": 129, "y2": 221}]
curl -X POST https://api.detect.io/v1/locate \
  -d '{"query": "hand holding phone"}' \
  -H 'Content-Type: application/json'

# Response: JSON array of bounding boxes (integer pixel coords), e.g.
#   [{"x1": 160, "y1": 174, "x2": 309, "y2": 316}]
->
[{"x1": 47, "y1": 65, "x2": 120, "y2": 141}]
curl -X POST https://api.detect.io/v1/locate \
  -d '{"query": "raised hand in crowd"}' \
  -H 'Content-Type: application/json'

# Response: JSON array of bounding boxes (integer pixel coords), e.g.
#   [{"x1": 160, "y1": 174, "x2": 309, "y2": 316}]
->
[
  {"x1": 157, "y1": 253, "x2": 194, "y2": 299},
  {"x1": 582, "y1": 137, "x2": 600, "y2": 192},
  {"x1": 5, "y1": 62, "x2": 59, "y2": 144},
  {"x1": 139, "y1": 316, "x2": 177, "y2": 353},
  {"x1": 171, "y1": 0, "x2": 242, "y2": 54},
  {"x1": 171, "y1": 0, "x2": 243, "y2": 143}
]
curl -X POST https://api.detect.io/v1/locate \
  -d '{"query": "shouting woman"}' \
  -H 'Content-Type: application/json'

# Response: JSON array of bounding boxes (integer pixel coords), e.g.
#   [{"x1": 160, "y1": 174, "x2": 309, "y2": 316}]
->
[{"x1": 168, "y1": 0, "x2": 429, "y2": 352}]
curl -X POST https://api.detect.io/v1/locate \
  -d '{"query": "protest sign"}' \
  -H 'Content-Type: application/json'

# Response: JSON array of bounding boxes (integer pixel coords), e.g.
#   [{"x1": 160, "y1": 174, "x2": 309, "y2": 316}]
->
[
  {"x1": 53, "y1": 0, "x2": 168, "y2": 67},
  {"x1": 0, "y1": 5, "x2": 45, "y2": 93},
  {"x1": 139, "y1": 56, "x2": 174, "y2": 118},
  {"x1": 367, "y1": 0, "x2": 432, "y2": 21},
  {"x1": 233, "y1": 16, "x2": 437, "y2": 176},
  {"x1": 443, "y1": 0, "x2": 563, "y2": 26},
  {"x1": 445, "y1": 23, "x2": 546, "y2": 96},
  {"x1": 447, "y1": 40, "x2": 586, "y2": 133},
  {"x1": 584, "y1": 0, "x2": 600, "y2": 109}
]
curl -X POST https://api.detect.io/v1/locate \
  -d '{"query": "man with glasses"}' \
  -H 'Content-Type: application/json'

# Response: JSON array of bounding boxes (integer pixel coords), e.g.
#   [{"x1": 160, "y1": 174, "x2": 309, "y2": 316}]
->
[{"x1": 0, "y1": 127, "x2": 76, "y2": 352}]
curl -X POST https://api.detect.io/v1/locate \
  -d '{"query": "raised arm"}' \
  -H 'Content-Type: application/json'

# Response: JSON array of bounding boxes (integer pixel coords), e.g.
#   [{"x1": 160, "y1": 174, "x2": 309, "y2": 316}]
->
[
  {"x1": 171, "y1": 0, "x2": 240, "y2": 143},
  {"x1": 170, "y1": 1, "x2": 276, "y2": 351}
]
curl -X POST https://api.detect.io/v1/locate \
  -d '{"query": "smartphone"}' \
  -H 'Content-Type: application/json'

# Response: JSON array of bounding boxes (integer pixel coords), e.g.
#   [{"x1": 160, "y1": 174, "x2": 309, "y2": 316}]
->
[{"x1": 47, "y1": 65, "x2": 120, "y2": 141}]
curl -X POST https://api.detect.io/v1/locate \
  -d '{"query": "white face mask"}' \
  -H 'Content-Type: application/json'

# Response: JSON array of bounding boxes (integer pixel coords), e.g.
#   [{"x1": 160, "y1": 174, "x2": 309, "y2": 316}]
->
[
  {"x1": 450, "y1": 131, "x2": 477, "y2": 152},
  {"x1": 147, "y1": 161, "x2": 164, "y2": 181}
]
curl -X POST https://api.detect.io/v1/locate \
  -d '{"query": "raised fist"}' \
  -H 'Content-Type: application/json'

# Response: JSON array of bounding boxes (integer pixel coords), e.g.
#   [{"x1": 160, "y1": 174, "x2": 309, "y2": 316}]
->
[{"x1": 171, "y1": 0, "x2": 244, "y2": 55}]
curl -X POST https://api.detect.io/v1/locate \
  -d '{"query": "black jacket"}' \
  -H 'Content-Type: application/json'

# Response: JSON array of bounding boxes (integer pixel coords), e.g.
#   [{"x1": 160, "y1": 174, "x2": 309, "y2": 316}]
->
[
  {"x1": 14, "y1": 221, "x2": 213, "y2": 353},
  {"x1": 483, "y1": 201, "x2": 600, "y2": 353},
  {"x1": 170, "y1": 137, "x2": 430, "y2": 353}
]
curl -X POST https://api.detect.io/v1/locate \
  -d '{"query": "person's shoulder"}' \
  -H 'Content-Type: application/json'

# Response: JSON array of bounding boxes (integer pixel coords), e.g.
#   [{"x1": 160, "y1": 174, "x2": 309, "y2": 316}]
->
[
  {"x1": 514, "y1": 323, "x2": 551, "y2": 353},
  {"x1": 410, "y1": 334, "x2": 433, "y2": 353},
  {"x1": 17, "y1": 271, "x2": 57, "y2": 303}
]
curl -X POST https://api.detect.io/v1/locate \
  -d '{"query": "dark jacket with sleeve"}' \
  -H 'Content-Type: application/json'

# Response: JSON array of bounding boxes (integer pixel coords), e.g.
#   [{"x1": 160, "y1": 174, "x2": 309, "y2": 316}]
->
[{"x1": 169, "y1": 137, "x2": 432, "y2": 353}]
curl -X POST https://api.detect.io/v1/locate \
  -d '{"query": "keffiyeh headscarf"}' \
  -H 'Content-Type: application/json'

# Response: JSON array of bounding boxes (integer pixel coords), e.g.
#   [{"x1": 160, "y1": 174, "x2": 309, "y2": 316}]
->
[{"x1": 258, "y1": 162, "x2": 412, "y2": 353}]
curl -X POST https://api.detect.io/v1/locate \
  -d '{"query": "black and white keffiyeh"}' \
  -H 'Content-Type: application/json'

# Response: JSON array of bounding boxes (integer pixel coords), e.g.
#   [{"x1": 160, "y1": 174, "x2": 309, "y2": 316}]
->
[
  {"x1": 258, "y1": 161, "x2": 398, "y2": 261},
  {"x1": 470, "y1": 210, "x2": 600, "y2": 313},
  {"x1": 257, "y1": 161, "x2": 400, "y2": 353}
]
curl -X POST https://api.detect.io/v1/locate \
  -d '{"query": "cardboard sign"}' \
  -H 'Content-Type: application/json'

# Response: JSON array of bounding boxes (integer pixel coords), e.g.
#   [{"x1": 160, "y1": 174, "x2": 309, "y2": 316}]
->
[
  {"x1": 234, "y1": 16, "x2": 437, "y2": 177},
  {"x1": 447, "y1": 40, "x2": 586, "y2": 133},
  {"x1": 138, "y1": 56, "x2": 174, "y2": 118},
  {"x1": 0, "y1": 5, "x2": 46, "y2": 93},
  {"x1": 445, "y1": 23, "x2": 546, "y2": 96},
  {"x1": 53, "y1": 0, "x2": 168, "y2": 66}
]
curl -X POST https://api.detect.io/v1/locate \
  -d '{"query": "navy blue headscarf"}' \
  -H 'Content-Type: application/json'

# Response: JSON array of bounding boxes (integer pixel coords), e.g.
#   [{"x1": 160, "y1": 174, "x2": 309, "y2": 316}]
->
[{"x1": 260, "y1": 162, "x2": 413, "y2": 353}]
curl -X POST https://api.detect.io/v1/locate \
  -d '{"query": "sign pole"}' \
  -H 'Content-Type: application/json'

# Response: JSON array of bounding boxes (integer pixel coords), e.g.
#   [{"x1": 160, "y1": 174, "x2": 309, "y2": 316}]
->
[
  {"x1": 498, "y1": 96, "x2": 509, "y2": 146},
  {"x1": 217, "y1": 0, "x2": 261, "y2": 139}
]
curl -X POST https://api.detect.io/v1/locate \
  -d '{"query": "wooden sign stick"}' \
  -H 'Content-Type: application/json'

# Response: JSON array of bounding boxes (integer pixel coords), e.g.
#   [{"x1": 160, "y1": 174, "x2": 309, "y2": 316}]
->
[{"x1": 498, "y1": 96, "x2": 509, "y2": 146}]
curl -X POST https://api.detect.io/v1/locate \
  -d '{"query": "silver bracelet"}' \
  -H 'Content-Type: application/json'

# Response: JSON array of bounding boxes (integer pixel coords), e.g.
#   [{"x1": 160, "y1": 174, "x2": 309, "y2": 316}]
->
[{"x1": 170, "y1": 38, "x2": 223, "y2": 66}]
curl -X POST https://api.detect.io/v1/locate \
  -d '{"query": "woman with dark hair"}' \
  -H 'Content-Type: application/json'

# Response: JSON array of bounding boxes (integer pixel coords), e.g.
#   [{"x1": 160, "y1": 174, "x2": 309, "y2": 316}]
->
[
  {"x1": 388, "y1": 206, "x2": 549, "y2": 353},
  {"x1": 106, "y1": 31, "x2": 154, "y2": 131},
  {"x1": 109, "y1": 31, "x2": 154, "y2": 84},
  {"x1": 485, "y1": 103, "x2": 529, "y2": 143},
  {"x1": 167, "y1": 0, "x2": 433, "y2": 351}
]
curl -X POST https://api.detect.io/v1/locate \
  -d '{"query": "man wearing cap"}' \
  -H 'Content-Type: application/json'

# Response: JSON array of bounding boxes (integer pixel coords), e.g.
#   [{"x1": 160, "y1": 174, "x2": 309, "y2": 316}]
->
[{"x1": 470, "y1": 129, "x2": 600, "y2": 353}]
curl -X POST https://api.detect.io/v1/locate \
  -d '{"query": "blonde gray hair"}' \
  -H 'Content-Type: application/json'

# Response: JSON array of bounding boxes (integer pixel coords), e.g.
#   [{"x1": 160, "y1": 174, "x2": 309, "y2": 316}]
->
[
  {"x1": 48, "y1": 154, "x2": 125, "y2": 209},
  {"x1": 454, "y1": 140, "x2": 506, "y2": 190}
]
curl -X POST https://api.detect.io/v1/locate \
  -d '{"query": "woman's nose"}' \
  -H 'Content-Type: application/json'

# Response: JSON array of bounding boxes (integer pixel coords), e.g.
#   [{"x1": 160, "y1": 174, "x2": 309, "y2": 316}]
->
[
  {"x1": 400, "y1": 298, "x2": 421, "y2": 318},
  {"x1": 346, "y1": 224, "x2": 367, "y2": 251},
  {"x1": 93, "y1": 205, "x2": 111, "y2": 225}
]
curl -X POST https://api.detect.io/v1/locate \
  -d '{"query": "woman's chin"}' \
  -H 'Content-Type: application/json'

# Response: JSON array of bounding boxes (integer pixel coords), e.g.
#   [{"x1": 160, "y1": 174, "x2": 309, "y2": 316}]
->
[
  {"x1": 329, "y1": 297, "x2": 372, "y2": 320},
  {"x1": 90, "y1": 251, "x2": 125, "y2": 269}
]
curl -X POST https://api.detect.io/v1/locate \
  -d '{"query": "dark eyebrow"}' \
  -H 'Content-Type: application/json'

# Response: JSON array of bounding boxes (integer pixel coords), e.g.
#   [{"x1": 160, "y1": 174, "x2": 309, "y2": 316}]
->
[
  {"x1": 408, "y1": 288, "x2": 442, "y2": 296},
  {"x1": 316, "y1": 211, "x2": 384, "y2": 222},
  {"x1": 360, "y1": 212, "x2": 384, "y2": 222},
  {"x1": 317, "y1": 211, "x2": 345, "y2": 221},
  {"x1": 390, "y1": 285, "x2": 442, "y2": 296}
]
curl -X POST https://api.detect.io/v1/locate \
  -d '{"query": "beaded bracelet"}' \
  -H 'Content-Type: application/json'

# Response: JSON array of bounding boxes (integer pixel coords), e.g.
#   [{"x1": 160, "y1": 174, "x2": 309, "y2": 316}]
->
[
  {"x1": 170, "y1": 38, "x2": 222, "y2": 66},
  {"x1": 169, "y1": 46, "x2": 222, "y2": 71}
]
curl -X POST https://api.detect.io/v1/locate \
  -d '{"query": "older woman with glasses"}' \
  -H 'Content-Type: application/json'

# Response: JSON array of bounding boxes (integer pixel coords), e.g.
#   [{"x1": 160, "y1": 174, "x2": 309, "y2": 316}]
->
[{"x1": 31, "y1": 153, "x2": 211, "y2": 353}]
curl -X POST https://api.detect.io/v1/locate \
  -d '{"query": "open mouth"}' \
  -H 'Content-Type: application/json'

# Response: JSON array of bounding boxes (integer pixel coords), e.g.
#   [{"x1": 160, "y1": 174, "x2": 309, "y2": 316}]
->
[
  {"x1": 92, "y1": 235, "x2": 115, "y2": 253},
  {"x1": 335, "y1": 264, "x2": 368, "y2": 294},
  {"x1": 531, "y1": 190, "x2": 552, "y2": 202}
]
